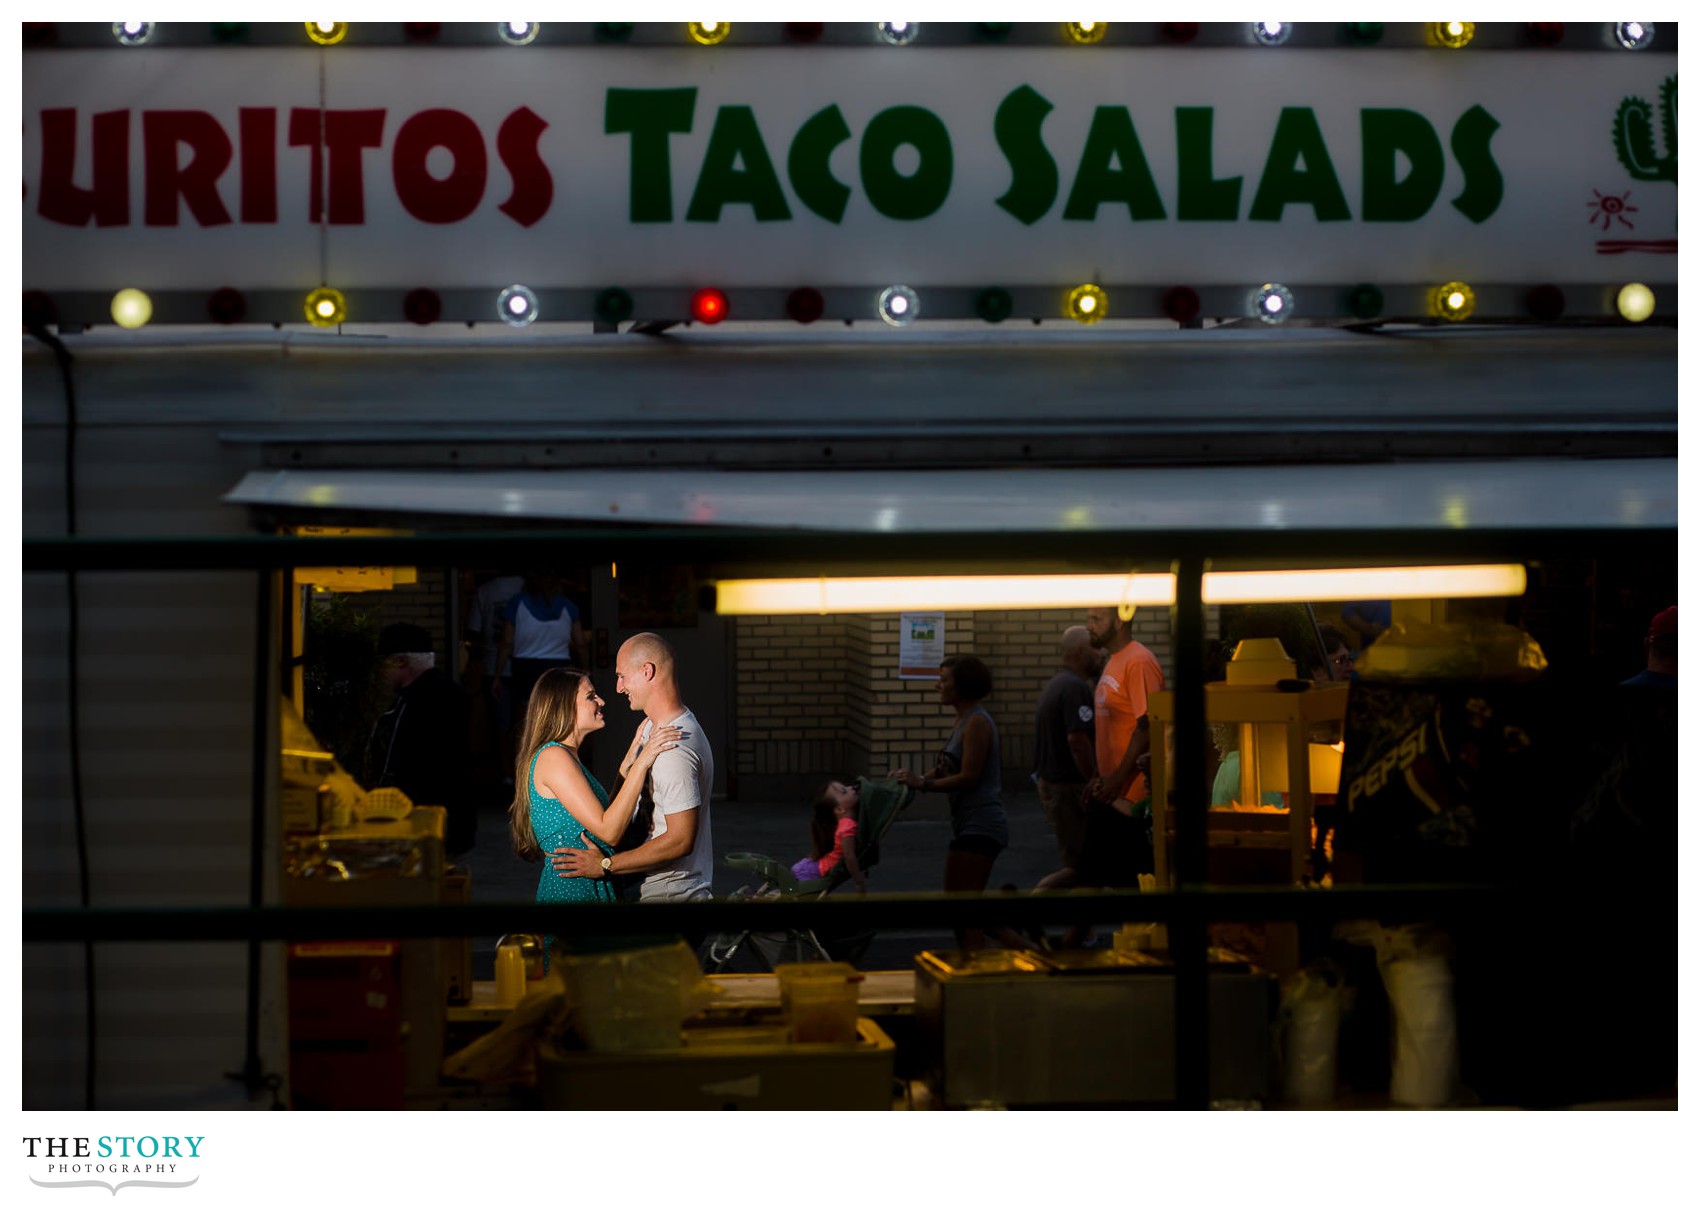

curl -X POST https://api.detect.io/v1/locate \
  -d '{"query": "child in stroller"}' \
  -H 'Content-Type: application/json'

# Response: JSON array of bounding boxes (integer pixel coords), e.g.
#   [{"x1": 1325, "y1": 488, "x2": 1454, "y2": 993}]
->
[
  {"x1": 790, "y1": 780, "x2": 866, "y2": 893},
  {"x1": 707, "y1": 776, "x2": 912, "y2": 972}
]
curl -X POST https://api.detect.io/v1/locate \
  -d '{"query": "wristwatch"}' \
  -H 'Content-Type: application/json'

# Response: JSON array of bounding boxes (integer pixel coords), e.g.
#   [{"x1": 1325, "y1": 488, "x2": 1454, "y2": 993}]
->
[{"x1": 599, "y1": 855, "x2": 613, "y2": 877}]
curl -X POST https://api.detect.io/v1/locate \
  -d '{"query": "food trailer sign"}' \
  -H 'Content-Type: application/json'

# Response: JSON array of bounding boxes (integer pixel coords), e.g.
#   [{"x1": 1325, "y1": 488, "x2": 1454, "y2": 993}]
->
[
  {"x1": 21, "y1": 47, "x2": 1677, "y2": 288},
  {"x1": 900, "y1": 613, "x2": 946, "y2": 680}
]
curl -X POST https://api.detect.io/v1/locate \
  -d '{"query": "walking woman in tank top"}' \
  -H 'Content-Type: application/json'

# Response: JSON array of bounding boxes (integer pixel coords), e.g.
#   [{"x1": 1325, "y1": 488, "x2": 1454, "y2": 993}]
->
[
  {"x1": 890, "y1": 654, "x2": 1013, "y2": 949},
  {"x1": 508, "y1": 668, "x2": 680, "y2": 954}
]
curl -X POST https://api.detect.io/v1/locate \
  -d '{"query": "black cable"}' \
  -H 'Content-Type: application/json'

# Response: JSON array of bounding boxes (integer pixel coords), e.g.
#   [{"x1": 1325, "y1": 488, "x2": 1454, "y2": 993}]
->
[{"x1": 30, "y1": 322, "x2": 95, "y2": 1110}]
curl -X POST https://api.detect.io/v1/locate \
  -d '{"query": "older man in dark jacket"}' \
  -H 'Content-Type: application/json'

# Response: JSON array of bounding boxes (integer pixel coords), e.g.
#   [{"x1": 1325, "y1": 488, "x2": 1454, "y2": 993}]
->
[{"x1": 364, "y1": 622, "x2": 475, "y2": 855}]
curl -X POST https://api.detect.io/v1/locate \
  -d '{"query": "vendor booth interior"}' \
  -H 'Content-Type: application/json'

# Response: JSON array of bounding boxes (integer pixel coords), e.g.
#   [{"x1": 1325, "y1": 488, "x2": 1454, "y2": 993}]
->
[{"x1": 21, "y1": 21, "x2": 1677, "y2": 1111}]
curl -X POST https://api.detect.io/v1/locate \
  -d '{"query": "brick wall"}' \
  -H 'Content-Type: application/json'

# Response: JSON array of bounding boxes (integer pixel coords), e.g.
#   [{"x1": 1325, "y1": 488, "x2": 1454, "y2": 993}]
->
[
  {"x1": 377, "y1": 569, "x2": 452, "y2": 661},
  {"x1": 734, "y1": 606, "x2": 1178, "y2": 796}
]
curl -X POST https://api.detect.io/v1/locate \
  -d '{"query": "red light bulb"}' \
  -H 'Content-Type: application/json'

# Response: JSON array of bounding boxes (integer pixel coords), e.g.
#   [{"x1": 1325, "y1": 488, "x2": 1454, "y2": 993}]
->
[
  {"x1": 1525, "y1": 285, "x2": 1565, "y2": 321},
  {"x1": 22, "y1": 290, "x2": 57, "y2": 329},
  {"x1": 691, "y1": 288, "x2": 728, "y2": 325},
  {"x1": 207, "y1": 287, "x2": 247, "y2": 324},
  {"x1": 786, "y1": 288, "x2": 824, "y2": 324},
  {"x1": 1163, "y1": 286, "x2": 1201, "y2": 325},
  {"x1": 404, "y1": 288, "x2": 443, "y2": 325}
]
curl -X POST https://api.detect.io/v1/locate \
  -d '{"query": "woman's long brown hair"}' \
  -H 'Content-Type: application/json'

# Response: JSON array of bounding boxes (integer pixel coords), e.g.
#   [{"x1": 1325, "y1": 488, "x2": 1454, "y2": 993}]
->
[{"x1": 509, "y1": 666, "x2": 592, "y2": 862}]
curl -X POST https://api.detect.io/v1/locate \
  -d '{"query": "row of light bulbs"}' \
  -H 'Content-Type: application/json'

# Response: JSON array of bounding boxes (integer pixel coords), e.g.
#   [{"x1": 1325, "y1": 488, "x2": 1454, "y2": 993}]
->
[
  {"x1": 61, "y1": 280, "x2": 1660, "y2": 331},
  {"x1": 105, "y1": 22, "x2": 1661, "y2": 50}
]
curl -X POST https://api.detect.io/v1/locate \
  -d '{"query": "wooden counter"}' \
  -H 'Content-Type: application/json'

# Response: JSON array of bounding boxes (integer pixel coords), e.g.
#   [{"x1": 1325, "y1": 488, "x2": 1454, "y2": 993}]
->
[{"x1": 450, "y1": 969, "x2": 917, "y2": 1024}]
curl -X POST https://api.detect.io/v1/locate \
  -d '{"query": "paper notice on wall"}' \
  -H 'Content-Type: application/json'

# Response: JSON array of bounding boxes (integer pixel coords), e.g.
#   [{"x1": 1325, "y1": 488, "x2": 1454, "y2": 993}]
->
[{"x1": 899, "y1": 613, "x2": 945, "y2": 680}]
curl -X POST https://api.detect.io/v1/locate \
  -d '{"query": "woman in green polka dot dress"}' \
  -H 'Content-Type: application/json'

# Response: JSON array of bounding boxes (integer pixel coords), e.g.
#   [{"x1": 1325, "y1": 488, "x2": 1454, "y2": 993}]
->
[{"x1": 508, "y1": 668, "x2": 680, "y2": 953}]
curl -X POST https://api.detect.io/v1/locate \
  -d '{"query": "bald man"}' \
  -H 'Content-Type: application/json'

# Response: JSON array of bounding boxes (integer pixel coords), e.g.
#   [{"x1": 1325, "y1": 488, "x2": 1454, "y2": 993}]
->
[{"x1": 554, "y1": 632, "x2": 715, "y2": 901}]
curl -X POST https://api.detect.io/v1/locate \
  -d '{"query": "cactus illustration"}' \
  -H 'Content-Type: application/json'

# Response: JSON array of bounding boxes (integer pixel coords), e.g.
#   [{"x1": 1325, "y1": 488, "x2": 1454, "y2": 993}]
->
[{"x1": 1613, "y1": 75, "x2": 1677, "y2": 183}]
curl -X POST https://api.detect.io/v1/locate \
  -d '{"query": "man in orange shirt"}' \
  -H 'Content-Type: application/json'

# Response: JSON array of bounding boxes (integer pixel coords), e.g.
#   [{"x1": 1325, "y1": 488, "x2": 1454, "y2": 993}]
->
[{"x1": 1083, "y1": 605, "x2": 1166, "y2": 813}]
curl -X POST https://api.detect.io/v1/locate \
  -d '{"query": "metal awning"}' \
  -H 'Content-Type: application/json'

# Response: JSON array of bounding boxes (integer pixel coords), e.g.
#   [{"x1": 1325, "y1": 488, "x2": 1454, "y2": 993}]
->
[{"x1": 225, "y1": 459, "x2": 1675, "y2": 534}]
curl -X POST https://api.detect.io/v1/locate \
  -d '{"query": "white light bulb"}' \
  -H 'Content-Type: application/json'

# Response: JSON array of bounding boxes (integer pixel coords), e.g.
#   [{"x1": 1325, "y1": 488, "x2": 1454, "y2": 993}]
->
[
  {"x1": 497, "y1": 284, "x2": 539, "y2": 326},
  {"x1": 498, "y1": 21, "x2": 540, "y2": 45},
  {"x1": 878, "y1": 285, "x2": 919, "y2": 326},
  {"x1": 1253, "y1": 283, "x2": 1295, "y2": 323},
  {"x1": 1254, "y1": 21, "x2": 1291, "y2": 46},
  {"x1": 877, "y1": 21, "x2": 918, "y2": 45},
  {"x1": 1614, "y1": 22, "x2": 1654, "y2": 50}
]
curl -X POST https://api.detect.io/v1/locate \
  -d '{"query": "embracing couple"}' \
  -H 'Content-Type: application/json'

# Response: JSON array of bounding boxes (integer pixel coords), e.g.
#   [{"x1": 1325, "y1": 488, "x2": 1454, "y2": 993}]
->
[{"x1": 507, "y1": 632, "x2": 715, "y2": 932}]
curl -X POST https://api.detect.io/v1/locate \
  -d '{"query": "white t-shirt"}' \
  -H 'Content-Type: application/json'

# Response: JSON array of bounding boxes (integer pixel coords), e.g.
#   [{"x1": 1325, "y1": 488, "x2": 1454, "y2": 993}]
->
[{"x1": 637, "y1": 708, "x2": 714, "y2": 901}]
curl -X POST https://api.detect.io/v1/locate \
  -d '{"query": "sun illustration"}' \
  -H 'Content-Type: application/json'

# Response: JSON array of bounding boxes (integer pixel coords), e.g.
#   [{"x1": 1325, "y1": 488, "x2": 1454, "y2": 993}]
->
[{"x1": 1587, "y1": 189, "x2": 1638, "y2": 231}]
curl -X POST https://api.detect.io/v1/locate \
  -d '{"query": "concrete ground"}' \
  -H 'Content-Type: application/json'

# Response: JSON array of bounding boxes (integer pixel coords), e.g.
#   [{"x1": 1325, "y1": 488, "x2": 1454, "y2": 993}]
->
[{"x1": 457, "y1": 781, "x2": 1069, "y2": 976}]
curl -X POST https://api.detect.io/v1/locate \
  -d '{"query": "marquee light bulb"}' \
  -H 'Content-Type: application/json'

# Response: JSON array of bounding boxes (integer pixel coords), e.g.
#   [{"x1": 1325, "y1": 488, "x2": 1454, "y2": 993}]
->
[
  {"x1": 877, "y1": 22, "x2": 918, "y2": 46},
  {"x1": 1525, "y1": 285, "x2": 1566, "y2": 322},
  {"x1": 1614, "y1": 22, "x2": 1654, "y2": 50},
  {"x1": 23, "y1": 291, "x2": 58, "y2": 329},
  {"x1": 595, "y1": 287, "x2": 635, "y2": 326},
  {"x1": 304, "y1": 286, "x2": 346, "y2": 327},
  {"x1": 305, "y1": 22, "x2": 346, "y2": 45},
  {"x1": 877, "y1": 285, "x2": 919, "y2": 327},
  {"x1": 975, "y1": 287, "x2": 1014, "y2": 324},
  {"x1": 497, "y1": 22, "x2": 540, "y2": 46},
  {"x1": 687, "y1": 21, "x2": 731, "y2": 45},
  {"x1": 497, "y1": 284, "x2": 539, "y2": 326},
  {"x1": 1253, "y1": 283, "x2": 1294, "y2": 323},
  {"x1": 1430, "y1": 281, "x2": 1476, "y2": 322},
  {"x1": 1430, "y1": 22, "x2": 1475, "y2": 49},
  {"x1": 110, "y1": 288, "x2": 153, "y2": 329},
  {"x1": 1253, "y1": 22, "x2": 1292, "y2": 46},
  {"x1": 1163, "y1": 286, "x2": 1201, "y2": 325},
  {"x1": 1346, "y1": 283, "x2": 1384, "y2": 321},
  {"x1": 786, "y1": 288, "x2": 825, "y2": 325},
  {"x1": 1616, "y1": 282, "x2": 1655, "y2": 322},
  {"x1": 403, "y1": 288, "x2": 442, "y2": 325},
  {"x1": 690, "y1": 287, "x2": 729, "y2": 324},
  {"x1": 1065, "y1": 22, "x2": 1107, "y2": 45},
  {"x1": 1065, "y1": 283, "x2": 1108, "y2": 325},
  {"x1": 112, "y1": 22, "x2": 154, "y2": 46},
  {"x1": 207, "y1": 287, "x2": 247, "y2": 324}
]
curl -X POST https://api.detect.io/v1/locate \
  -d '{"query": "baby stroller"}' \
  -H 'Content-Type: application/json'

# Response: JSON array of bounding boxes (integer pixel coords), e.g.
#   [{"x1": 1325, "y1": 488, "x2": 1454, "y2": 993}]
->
[{"x1": 705, "y1": 776, "x2": 913, "y2": 973}]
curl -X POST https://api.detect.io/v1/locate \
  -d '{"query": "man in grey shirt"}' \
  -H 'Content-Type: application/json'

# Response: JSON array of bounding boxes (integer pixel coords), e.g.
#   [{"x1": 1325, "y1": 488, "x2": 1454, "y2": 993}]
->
[
  {"x1": 554, "y1": 631, "x2": 714, "y2": 901},
  {"x1": 1033, "y1": 625, "x2": 1100, "y2": 877}
]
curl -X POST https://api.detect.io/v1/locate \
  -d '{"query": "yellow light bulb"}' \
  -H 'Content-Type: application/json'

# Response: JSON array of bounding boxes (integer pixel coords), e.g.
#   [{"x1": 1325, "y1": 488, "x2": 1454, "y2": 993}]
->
[
  {"x1": 1066, "y1": 283, "x2": 1108, "y2": 325},
  {"x1": 110, "y1": 288, "x2": 152, "y2": 329},
  {"x1": 1430, "y1": 21, "x2": 1474, "y2": 48},
  {"x1": 304, "y1": 286, "x2": 347, "y2": 327},
  {"x1": 1066, "y1": 22, "x2": 1107, "y2": 44},
  {"x1": 1430, "y1": 281, "x2": 1476, "y2": 322},
  {"x1": 688, "y1": 21, "x2": 730, "y2": 45},
  {"x1": 1616, "y1": 282, "x2": 1655, "y2": 323},
  {"x1": 305, "y1": 22, "x2": 347, "y2": 45}
]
